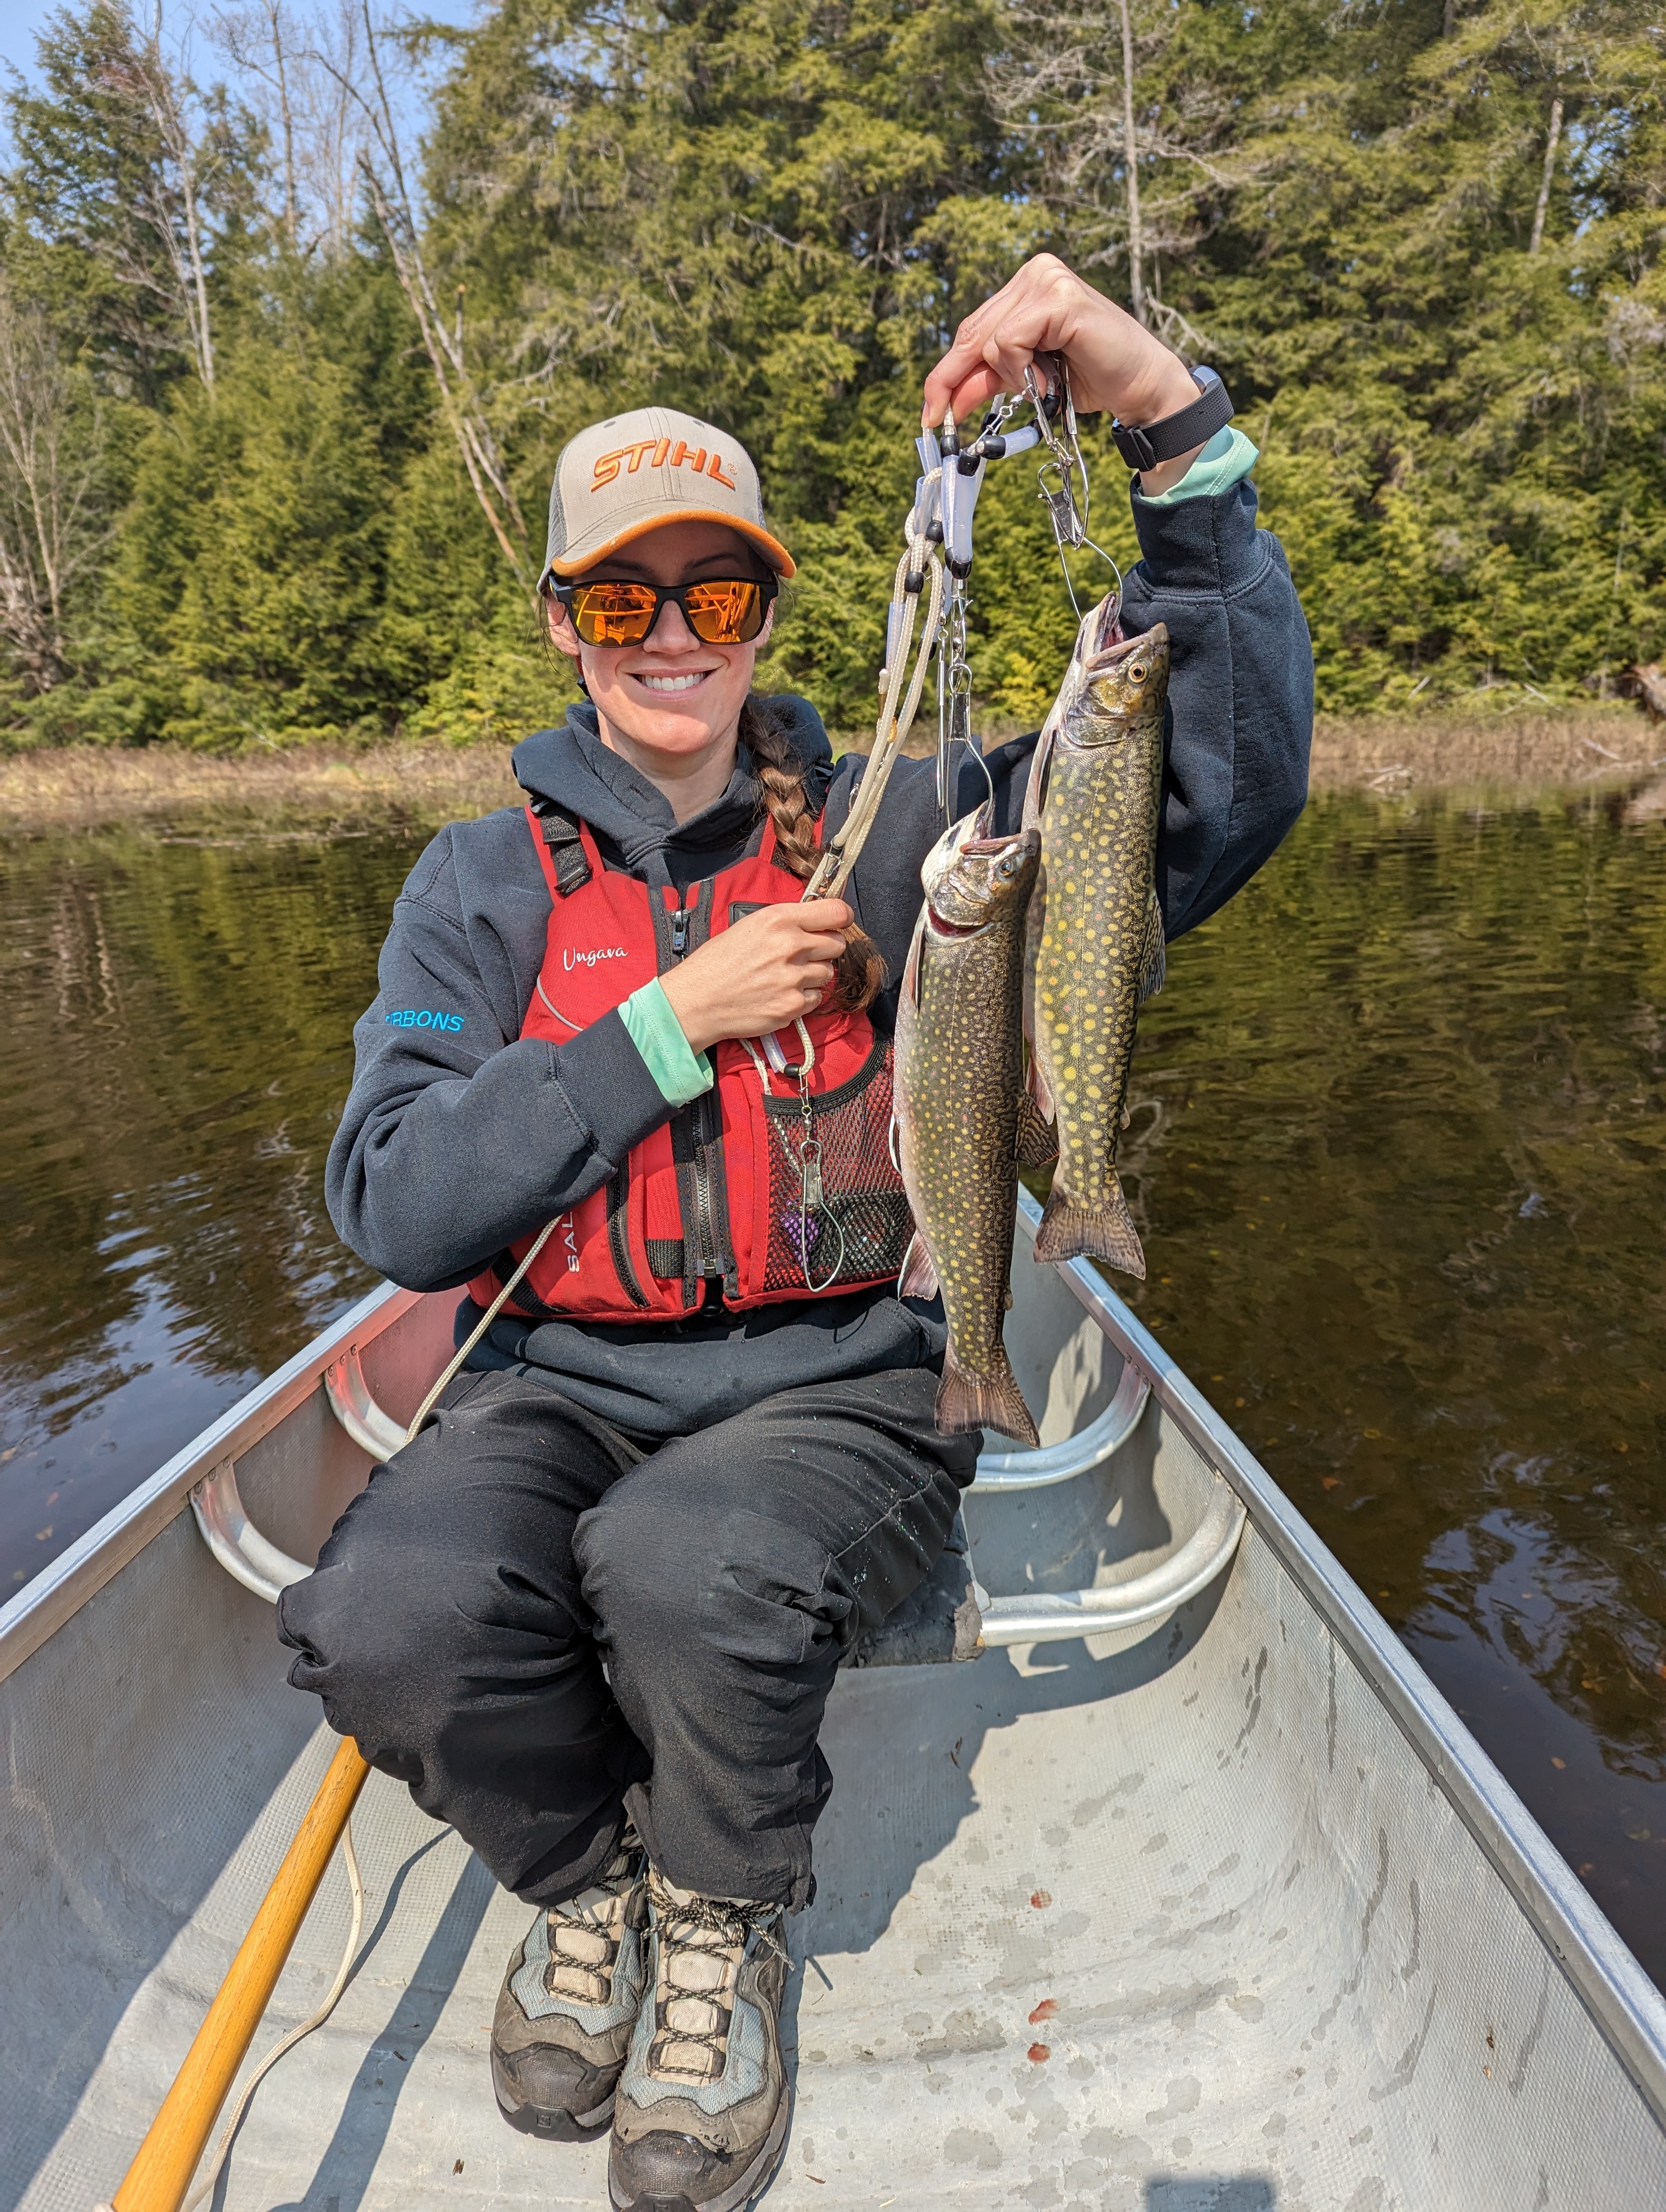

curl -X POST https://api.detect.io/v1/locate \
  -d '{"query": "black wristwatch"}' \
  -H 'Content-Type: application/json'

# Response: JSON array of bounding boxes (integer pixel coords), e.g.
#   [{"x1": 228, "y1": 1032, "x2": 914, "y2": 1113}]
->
[{"x1": 1111, "y1": 367, "x2": 1234, "y2": 473}]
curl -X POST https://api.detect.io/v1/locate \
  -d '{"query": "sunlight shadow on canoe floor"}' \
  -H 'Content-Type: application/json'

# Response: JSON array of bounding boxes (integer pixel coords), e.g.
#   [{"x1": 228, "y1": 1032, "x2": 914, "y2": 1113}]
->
[{"x1": 1145, "y1": 2181, "x2": 1277, "y2": 2210}]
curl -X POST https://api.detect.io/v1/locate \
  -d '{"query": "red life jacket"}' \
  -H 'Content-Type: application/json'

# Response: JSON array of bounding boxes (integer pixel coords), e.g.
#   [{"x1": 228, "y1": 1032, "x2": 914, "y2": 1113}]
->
[{"x1": 466, "y1": 802, "x2": 911, "y2": 1325}]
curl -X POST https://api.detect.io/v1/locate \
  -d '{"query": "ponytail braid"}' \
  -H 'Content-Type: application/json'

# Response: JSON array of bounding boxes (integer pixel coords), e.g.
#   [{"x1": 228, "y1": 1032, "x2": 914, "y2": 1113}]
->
[{"x1": 740, "y1": 697, "x2": 886, "y2": 1013}]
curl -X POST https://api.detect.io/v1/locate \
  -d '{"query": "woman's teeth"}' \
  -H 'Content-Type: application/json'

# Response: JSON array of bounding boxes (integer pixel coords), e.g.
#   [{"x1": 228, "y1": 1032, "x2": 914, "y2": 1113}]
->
[{"x1": 636, "y1": 671, "x2": 709, "y2": 694}]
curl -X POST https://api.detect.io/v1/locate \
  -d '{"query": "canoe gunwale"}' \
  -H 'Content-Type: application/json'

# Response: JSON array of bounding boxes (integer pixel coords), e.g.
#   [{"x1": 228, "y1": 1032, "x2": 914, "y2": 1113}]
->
[
  {"x1": 5, "y1": 1200, "x2": 1664, "y2": 2139},
  {"x1": 0, "y1": 1277, "x2": 419, "y2": 1690},
  {"x1": 1028, "y1": 1195, "x2": 1666, "y2": 2134}
]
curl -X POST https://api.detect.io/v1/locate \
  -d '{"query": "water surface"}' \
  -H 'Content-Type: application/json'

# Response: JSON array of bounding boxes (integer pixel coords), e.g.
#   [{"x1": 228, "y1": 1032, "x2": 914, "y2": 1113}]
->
[
  {"x1": 0, "y1": 824, "x2": 421, "y2": 1576},
  {"x1": 2, "y1": 786, "x2": 1662, "y2": 1982},
  {"x1": 1116, "y1": 784, "x2": 1666, "y2": 1979}
]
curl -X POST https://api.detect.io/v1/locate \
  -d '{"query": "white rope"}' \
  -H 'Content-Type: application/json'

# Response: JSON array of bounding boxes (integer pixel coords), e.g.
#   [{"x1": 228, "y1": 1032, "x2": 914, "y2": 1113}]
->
[
  {"x1": 180, "y1": 1818, "x2": 367, "y2": 2212},
  {"x1": 402, "y1": 1214, "x2": 560, "y2": 1445},
  {"x1": 804, "y1": 506, "x2": 947, "y2": 902}
]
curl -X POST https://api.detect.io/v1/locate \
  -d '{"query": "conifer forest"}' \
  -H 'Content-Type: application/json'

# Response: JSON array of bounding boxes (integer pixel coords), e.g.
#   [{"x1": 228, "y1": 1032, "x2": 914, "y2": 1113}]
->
[{"x1": 0, "y1": 0, "x2": 1659, "y2": 749}]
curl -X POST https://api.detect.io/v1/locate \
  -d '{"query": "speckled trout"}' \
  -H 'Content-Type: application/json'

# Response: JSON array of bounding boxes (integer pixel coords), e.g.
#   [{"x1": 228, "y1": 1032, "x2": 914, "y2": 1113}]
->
[
  {"x1": 1024, "y1": 616, "x2": 1170, "y2": 1275},
  {"x1": 894, "y1": 809, "x2": 1047, "y2": 1445}
]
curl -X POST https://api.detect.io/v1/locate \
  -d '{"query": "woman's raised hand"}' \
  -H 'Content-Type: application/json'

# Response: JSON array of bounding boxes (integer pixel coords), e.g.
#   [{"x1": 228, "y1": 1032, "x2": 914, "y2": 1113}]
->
[
  {"x1": 921, "y1": 254, "x2": 1204, "y2": 492},
  {"x1": 659, "y1": 899, "x2": 855, "y2": 1054}
]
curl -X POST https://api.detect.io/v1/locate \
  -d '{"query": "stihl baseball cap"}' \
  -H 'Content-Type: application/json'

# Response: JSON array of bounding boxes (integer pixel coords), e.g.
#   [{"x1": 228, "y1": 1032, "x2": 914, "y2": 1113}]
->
[{"x1": 541, "y1": 406, "x2": 795, "y2": 587}]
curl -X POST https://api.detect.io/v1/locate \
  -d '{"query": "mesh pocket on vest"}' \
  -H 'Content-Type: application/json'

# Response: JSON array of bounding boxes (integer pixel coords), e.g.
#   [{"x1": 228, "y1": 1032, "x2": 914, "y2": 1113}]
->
[{"x1": 757, "y1": 1037, "x2": 913, "y2": 1294}]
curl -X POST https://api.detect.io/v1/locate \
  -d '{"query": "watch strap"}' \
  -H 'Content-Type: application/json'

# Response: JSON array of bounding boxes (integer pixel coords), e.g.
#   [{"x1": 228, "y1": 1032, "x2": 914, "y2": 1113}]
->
[{"x1": 1112, "y1": 368, "x2": 1234, "y2": 473}]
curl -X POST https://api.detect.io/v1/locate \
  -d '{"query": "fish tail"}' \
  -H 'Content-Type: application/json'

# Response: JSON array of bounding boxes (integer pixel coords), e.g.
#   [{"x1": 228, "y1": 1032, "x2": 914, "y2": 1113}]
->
[
  {"x1": 936, "y1": 1347, "x2": 1040, "y2": 1449},
  {"x1": 1034, "y1": 1174, "x2": 1146, "y2": 1278}
]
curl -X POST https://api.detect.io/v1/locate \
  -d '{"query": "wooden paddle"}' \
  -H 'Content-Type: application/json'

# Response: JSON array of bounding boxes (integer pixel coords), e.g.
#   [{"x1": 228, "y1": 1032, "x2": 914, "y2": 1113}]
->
[{"x1": 98, "y1": 1736, "x2": 371, "y2": 2212}]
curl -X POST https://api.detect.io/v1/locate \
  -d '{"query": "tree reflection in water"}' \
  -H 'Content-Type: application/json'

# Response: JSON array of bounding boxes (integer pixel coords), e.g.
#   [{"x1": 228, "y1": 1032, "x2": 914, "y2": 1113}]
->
[
  {"x1": 3, "y1": 783, "x2": 1664, "y2": 1981},
  {"x1": 1103, "y1": 783, "x2": 1666, "y2": 1984},
  {"x1": 1, "y1": 821, "x2": 426, "y2": 1583}
]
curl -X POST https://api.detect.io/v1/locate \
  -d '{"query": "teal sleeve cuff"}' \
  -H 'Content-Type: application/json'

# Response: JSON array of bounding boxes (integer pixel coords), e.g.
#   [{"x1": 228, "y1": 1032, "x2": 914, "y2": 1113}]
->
[
  {"x1": 619, "y1": 979, "x2": 714, "y2": 1108},
  {"x1": 1138, "y1": 425, "x2": 1259, "y2": 509}
]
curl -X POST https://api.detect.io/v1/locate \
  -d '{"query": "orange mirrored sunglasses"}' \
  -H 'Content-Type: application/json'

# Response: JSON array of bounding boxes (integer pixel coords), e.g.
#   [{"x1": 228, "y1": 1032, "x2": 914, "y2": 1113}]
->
[{"x1": 549, "y1": 576, "x2": 777, "y2": 647}]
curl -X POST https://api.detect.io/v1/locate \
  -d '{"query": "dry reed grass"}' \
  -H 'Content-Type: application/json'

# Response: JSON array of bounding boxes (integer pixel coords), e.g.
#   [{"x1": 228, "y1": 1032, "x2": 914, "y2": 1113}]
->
[
  {"x1": 0, "y1": 741, "x2": 521, "y2": 834},
  {"x1": 1308, "y1": 706, "x2": 1663, "y2": 792},
  {"x1": 1, "y1": 706, "x2": 1659, "y2": 834},
  {"x1": 840, "y1": 703, "x2": 1663, "y2": 795}
]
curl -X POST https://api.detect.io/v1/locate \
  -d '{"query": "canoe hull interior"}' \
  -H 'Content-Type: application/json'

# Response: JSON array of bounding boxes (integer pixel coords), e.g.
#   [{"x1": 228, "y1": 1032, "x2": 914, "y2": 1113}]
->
[{"x1": 4, "y1": 1248, "x2": 1665, "y2": 2208}]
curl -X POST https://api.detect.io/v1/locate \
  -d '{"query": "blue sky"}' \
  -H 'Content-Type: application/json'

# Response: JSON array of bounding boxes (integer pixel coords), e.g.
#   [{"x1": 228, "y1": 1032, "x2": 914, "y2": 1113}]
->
[
  {"x1": 1, "y1": 0, "x2": 59, "y2": 76},
  {"x1": 0, "y1": 0, "x2": 480, "y2": 92}
]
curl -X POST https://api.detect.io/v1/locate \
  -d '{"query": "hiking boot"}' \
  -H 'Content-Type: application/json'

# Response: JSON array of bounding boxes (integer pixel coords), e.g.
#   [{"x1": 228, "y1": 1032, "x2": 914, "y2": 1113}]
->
[
  {"x1": 608, "y1": 1871, "x2": 792, "y2": 2212},
  {"x1": 491, "y1": 1829, "x2": 648, "y2": 2140}
]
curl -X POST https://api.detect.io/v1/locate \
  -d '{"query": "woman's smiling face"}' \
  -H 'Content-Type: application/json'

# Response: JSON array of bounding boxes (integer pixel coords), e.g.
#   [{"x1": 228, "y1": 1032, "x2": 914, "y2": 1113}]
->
[{"x1": 546, "y1": 519, "x2": 775, "y2": 771}]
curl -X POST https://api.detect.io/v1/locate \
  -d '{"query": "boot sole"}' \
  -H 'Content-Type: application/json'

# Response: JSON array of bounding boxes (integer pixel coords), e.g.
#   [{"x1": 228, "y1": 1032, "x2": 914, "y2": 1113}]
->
[{"x1": 608, "y1": 2084, "x2": 792, "y2": 2212}]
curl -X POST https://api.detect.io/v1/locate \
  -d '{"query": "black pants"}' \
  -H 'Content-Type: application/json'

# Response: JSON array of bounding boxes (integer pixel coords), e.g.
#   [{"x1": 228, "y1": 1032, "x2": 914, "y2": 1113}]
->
[{"x1": 278, "y1": 1365, "x2": 975, "y2": 1912}]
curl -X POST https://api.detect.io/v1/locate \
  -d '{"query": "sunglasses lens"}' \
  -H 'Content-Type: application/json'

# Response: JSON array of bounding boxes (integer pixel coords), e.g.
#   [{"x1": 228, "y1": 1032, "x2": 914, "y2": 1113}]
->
[
  {"x1": 685, "y1": 580, "x2": 766, "y2": 645},
  {"x1": 570, "y1": 583, "x2": 658, "y2": 645}
]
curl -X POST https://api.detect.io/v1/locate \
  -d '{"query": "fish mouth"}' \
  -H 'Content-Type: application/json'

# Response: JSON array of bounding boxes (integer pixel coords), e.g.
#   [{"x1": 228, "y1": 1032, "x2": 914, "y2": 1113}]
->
[
  {"x1": 1082, "y1": 594, "x2": 1122, "y2": 660},
  {"x1": 1084, "y1": 624, "x2": 1168, "y2": 679}
]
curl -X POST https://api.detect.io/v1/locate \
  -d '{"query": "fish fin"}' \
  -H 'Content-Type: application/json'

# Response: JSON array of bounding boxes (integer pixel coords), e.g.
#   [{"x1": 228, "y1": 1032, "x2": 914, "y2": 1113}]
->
[
  {"x1": 1020, "y1": 721, "x2": 1055, "y2": 832},
  {"x1": 901, "y1": 913, "x2": 925, "y2": 1013},
  {"x1": 1026, "y1": 1050, "x2": 1055, "y2": 1127},
  {"x1": 1014, "y1": 1088, "x2": 1059, "y2": 1169},
  {"x1": 1034, "y1": 1175, "x2": 1146, "y2": 1278},
  {"x1": 1139, "y1": 892, "x2": 1167, "y2": 1004},
  {"x1": 1021, "y1": 863, "x2": 1046, "y2": 1053},
  {"x1": 898, "y1": 1232, "x2": 939, "y2": 1301},
  {"x1": 936, "y1": 1346, "x2": 1040, "y2": 1449}
]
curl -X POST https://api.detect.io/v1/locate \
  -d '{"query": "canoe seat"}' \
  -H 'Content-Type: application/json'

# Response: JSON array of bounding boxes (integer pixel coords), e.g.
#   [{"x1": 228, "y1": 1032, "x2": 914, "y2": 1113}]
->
[
  {"x1": 205, "y1": 1213, "x2": 1246, "y2": 1666},
  {"x1": 848, "y1": 1510, "x2": 983, "y2": 1668}
]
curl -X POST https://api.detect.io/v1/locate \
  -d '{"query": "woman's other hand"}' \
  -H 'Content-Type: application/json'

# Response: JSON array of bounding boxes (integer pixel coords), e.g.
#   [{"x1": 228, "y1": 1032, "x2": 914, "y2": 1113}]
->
[
  {"x1": 659, "y1": 899, "x2": 854, "y2": 1053},
  {"x1": 921, "y1": 254, "x2": 1206, "y2": 496}
]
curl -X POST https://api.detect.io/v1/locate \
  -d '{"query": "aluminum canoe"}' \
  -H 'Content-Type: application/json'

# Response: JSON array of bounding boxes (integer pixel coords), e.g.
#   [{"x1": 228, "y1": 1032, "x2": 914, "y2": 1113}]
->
[{"x1": 4, "y1": 1193, "x2": 1665, "y2": 2210}]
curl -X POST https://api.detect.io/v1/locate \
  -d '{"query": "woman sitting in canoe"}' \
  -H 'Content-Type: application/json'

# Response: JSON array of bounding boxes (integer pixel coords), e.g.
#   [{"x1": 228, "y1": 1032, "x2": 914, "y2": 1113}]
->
[{"x1": 280, "y1": 255, "x2": 1313, "y2": 2212}]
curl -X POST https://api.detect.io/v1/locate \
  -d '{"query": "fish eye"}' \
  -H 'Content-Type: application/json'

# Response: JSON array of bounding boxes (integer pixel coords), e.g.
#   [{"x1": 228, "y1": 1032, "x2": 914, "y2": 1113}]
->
[{"x1": 1129, "y1": 662, "x2": 1148, "y2": 681}]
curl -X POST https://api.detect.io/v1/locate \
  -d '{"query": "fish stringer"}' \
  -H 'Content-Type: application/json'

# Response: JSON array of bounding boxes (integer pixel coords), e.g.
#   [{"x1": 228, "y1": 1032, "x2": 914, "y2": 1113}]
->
[
  {"x1": 1024, "y1": 354, "x2": 1124, "y2": 625},
  {"x1": 803, "y1": 458, "x2": 946, "y2": 902},
  {"x1": 938, "y1": 584, "x2": 980, "y2": 821},
  {"x1": 740, "y1": 1020, "x2": 846, "y2": 1294}
]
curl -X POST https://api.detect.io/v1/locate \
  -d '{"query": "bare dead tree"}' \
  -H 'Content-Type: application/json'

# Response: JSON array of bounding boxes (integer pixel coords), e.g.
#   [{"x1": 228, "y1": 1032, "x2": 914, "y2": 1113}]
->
[
  {"x1": 302, "y1": 0, "x2": 370, "y2": 256},
  {"x1": 1116, "y1": 0, "x2": 1146, "y2": 324},
  {"x1": 213, "y1": 0, "x2": 302, "y2": 246},
  {"x1": 0, "y1": 288, "x2": 108, "y2": 691},
  {"x1": 313, "y1": 0, "x2": 529, "y2": 579},
  {"x1": 210, "y1": 0, "x2": 373, "y2": 256},
  {"x1": 992, "y1": 0, "x2": 1266, "y2": 342},
  {"x1": 1529, "y1": 91, "x2": 1564, "y2": 253},
  {"x1": 97, "y1": 8, "x2": 222, "y2": 389}
]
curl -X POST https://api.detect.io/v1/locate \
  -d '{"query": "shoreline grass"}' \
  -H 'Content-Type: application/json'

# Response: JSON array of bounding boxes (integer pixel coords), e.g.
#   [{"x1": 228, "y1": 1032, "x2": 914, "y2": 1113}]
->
[
  {"x1": 0, "y1": 706, "x2": 1659, "y2": 834},
  {"x1": 0, "y1": 741, "x2": 523, "y2": 834},
  {"x1": 1308, "y1": 705, "x2": 1663, "y2": 792}
]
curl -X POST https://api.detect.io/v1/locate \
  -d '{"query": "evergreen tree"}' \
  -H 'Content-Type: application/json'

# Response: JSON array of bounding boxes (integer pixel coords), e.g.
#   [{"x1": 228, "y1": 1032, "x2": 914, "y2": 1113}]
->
[{"x1": 0, "y1": 0, "x2": 1659, "y2": 745}]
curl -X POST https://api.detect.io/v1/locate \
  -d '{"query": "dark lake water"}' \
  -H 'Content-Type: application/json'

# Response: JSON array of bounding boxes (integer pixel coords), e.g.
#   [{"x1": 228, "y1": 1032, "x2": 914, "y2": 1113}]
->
[{"x1": 3, "y1": 785, "x2": 1663, "y2": 1984}]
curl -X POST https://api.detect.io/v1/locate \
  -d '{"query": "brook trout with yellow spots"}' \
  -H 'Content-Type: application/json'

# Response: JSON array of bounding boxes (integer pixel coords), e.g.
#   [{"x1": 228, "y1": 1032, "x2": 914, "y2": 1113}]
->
[
  {"x1": 894, "y1": 809, "x2": 1045, "y2": 1446},
  {"x1": 1026, "y1": 615, "x2": 1170, "y2": 1276}
]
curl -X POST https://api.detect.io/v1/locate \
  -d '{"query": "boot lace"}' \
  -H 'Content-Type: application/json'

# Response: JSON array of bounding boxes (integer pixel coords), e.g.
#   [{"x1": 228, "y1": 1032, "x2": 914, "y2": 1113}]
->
[
  {"x1": 543, "y1": 1832, "x2": 643, "y2": 2007},
  {"x1": 645, "y1": 1873, "x2": 786, "y2": 2082}
]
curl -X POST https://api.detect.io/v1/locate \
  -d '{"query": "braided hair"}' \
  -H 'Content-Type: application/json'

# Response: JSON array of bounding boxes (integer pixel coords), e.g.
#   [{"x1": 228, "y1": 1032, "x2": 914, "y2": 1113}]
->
[{"x1": 739, "y1": 697, "x2": 886, "y2": 1012}]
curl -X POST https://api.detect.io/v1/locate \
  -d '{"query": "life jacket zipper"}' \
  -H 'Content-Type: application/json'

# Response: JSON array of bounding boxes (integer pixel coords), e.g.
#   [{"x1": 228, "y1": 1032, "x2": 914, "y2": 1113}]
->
[
  {"x1": 668, "y1": 899, "x2": 717, "y2": 1287},
  {"x1": 606, "y1": 1163, "x2": 651, "y2": 1308},
  {"x1": 690, "y1": 1094, "x2": 717, "y2": 1278}
]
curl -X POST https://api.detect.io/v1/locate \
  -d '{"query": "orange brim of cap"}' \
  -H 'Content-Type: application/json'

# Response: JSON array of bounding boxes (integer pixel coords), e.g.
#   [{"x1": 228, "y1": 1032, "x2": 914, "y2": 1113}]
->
[{"x1": 543, "y1": 511, "x2": 796, "y2": 585}]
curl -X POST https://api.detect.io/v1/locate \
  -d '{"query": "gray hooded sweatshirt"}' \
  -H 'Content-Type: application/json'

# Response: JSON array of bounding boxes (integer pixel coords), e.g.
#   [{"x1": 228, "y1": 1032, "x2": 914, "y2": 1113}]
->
[{"x1": 326, "y1": 477, "x2": 1313, "y2": 1435}]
